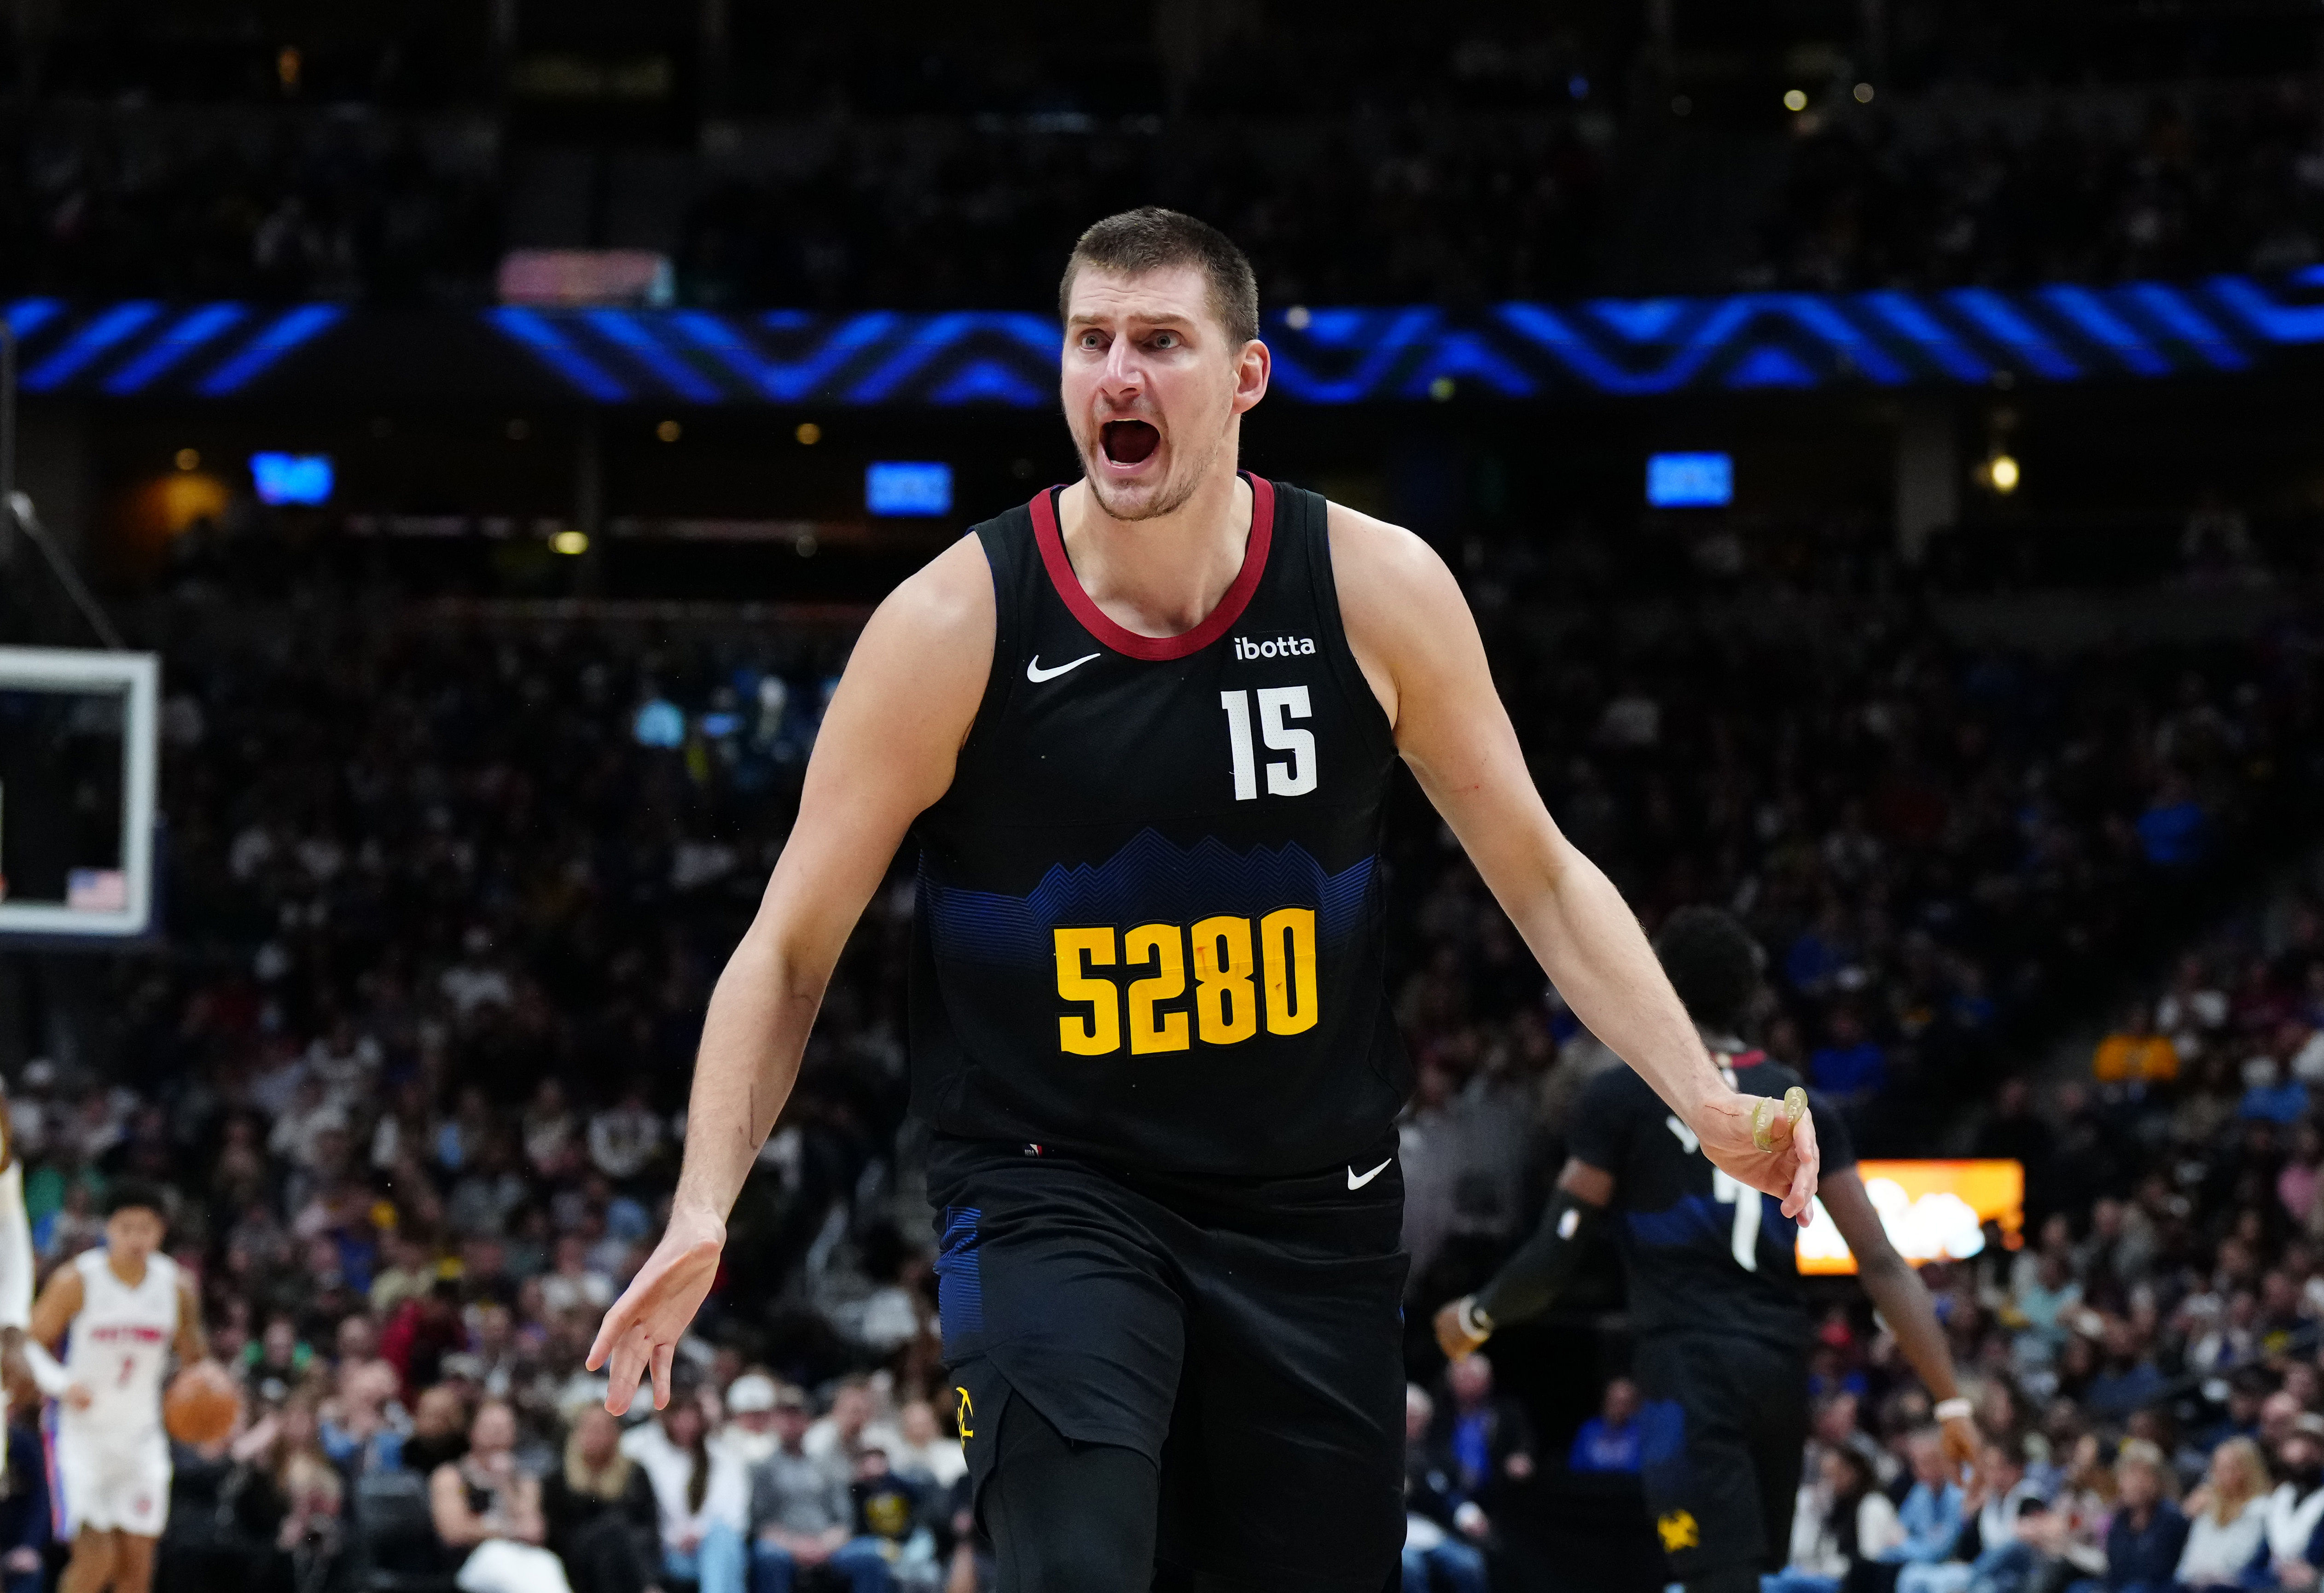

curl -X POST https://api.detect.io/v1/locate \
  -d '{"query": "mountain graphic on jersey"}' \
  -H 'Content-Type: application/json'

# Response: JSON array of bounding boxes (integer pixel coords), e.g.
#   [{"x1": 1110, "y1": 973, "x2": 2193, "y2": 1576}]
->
[{"x1": 921, "y1": 826, "x2": 1377, "y2": 968}]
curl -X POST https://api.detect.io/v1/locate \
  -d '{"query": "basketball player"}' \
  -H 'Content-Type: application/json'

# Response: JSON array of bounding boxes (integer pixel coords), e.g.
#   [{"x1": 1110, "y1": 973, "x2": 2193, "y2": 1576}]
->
[
  {"x1": 0, "y1": 1080, "x2": 37, "y2": 1439},
  {"x1": 1434, "y1": 907, "x2": 1981, "y2": 1593},
  {"x1": 590, "y1": 207, "x2": 1819, "y2": 1591},
  {"x1": 28, "y1": 1180, "x2": 211, "y2": 1593}
]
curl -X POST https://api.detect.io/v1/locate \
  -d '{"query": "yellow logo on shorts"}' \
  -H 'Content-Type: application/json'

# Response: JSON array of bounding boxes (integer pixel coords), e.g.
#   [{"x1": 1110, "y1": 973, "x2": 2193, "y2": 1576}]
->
[
  {"x1": 1657, "y1": 1510, "x2": 1700, "y2": 1553},
  {"x1": 955, "y1": 1386, "x2": 974, "y2": 1446}
]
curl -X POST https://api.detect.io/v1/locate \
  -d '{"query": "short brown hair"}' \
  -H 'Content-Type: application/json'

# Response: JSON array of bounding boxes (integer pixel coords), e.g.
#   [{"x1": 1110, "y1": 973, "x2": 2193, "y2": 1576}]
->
[{"x1": 1059, "y1": 207, "x2": 1260, "y2": 347}]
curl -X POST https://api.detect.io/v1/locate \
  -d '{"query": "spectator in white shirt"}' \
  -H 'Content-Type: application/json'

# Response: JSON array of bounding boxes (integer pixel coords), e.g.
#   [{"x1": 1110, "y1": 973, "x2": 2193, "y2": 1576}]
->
[
  {"x1": 804, "y1": 1378, "x2": 876, "y2": 1467},
  {"x1": 2179, "y1": 1437, "x2": 2272, "y2": 1590},
  {"x1": 623, "y1": 1393, "x2": 749, "y2": 1593},
  {"x1": 1771, "y1": 1445, "x2": 1907, "y2": 1593},
  {"x1": 884, "y1": 1399, "x2": 967, "y2": 1490},
  {"x1": 267, "y1": 1076, "x2": 350, "y2": 1170}
]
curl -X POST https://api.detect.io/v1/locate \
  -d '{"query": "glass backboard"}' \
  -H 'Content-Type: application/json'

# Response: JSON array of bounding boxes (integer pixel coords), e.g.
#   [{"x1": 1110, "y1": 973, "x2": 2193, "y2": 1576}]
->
[{"x1": 0, "y1": 647, "x2": 158, "y2": 939}]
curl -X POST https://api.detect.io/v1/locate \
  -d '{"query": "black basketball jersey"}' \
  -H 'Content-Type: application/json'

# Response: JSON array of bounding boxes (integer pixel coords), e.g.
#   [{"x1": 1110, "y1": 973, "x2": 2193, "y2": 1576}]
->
[
  {"x1": 907, "y1": 475, "x2": 1411, "y2": 1177},
  {"x1": 1565, "y1": 1049, "x2": 1857, "y2": 1350}
]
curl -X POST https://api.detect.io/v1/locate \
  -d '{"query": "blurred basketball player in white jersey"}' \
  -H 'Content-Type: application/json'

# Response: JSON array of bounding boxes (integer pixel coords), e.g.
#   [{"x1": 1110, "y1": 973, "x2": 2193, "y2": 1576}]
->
[
  {"x1": 0, "y1": 1081, "x2": 38, "y2": 1470},
  {"x1": 26, "y1": 1181, "x2": 211, "y2": 1593}
]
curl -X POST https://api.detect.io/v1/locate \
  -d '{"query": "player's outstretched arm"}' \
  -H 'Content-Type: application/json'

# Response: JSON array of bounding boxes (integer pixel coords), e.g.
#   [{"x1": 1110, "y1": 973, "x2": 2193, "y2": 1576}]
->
[
  {"x1": 588, "y1": 535, "x2": 995, "y2": 1412},
  {"x1": 1330, "y1": 505, "x2": 1817, "y2": 1219},
  {"x1": 1821, "y1": 1167, "x2": 1980, "y2": 1471}
]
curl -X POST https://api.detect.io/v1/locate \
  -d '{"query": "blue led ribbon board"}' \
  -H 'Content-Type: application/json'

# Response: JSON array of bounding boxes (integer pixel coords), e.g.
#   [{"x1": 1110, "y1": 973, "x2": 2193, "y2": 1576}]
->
[{"x1": 8, "y1": 268, "x2": 2324, "y2": 406}]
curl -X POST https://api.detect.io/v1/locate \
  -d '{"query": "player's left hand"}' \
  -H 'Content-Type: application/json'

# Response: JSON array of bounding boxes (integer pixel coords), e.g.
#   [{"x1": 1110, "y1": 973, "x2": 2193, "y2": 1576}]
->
[{"x1": 1692, "y1": 1086, "x2": 1819, "y2": 1223}]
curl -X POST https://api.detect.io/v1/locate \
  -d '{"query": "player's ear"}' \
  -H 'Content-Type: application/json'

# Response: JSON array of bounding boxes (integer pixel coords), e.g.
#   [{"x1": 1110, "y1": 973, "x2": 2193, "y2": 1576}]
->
[{"x1": 1232, "y1": 340, "x2": 1270, "y2": 413}]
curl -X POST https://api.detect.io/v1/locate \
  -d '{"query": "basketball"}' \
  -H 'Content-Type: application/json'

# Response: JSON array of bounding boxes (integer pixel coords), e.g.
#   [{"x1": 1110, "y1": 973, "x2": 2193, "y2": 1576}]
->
[{"x1": 163, "y1": 1364, "x2": 241, "y2": 1446}]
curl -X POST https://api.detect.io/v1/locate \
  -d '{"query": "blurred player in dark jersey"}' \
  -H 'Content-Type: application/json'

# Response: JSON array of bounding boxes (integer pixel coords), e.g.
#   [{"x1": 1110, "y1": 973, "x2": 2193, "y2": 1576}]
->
[{"x1": 1435, "y1": 907, "x2": 1981, "y2": 1593}]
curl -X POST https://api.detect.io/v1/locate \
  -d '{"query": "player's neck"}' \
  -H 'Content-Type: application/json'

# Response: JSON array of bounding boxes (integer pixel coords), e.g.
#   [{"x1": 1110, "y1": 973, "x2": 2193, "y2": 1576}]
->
[
  {"x1": 1057, "y1": 468, "x2": 1252, "y2": 640},
  {"x1": 107, "y1": 1250, "x2": 149, "y2": 1287}
]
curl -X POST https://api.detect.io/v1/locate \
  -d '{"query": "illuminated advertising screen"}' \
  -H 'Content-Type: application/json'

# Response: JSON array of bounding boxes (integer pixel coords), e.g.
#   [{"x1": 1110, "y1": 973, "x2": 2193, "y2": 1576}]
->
[
  {"x1": 1796, "y1": 1159, "x2": 2024, "y2": 1274},
  {"x1": 1646, "y1": 451, "x2": 1733, "y2": 507},
  {"x1": 250, "y1": 452, "x2": 334, "y2": 505},
  {"x1": 866, "y1": 461, "x2": 953, "y2": 517}
]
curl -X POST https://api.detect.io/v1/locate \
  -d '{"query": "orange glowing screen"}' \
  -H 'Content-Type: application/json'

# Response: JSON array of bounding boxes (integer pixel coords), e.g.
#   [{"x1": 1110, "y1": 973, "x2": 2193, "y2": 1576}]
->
[{"x1": 1795, "y1": 1159, "x2": 2025, "y2": 1275}]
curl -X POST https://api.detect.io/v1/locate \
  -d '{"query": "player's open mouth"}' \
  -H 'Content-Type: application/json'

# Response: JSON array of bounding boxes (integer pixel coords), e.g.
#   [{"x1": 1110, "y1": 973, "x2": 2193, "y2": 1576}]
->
[{"x1": 1100, "y1": 420, "x2": 1160, "y2": 466}]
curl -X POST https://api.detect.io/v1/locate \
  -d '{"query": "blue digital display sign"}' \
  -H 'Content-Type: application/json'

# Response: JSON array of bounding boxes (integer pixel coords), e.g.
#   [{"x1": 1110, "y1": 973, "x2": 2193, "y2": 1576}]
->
[
  {"x1": 866, "y1": 461, "x2": 953, "y2": 516},
  {"x1": 1646, "y1": 452, "x2": 1733, "y2": 507},
  {"x1": 250, "y1": 451, "x2": 334, "y2": 505}
]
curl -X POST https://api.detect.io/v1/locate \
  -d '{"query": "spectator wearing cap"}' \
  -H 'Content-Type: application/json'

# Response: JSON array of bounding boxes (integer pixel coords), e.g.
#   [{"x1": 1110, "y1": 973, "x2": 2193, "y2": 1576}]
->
[
  {"x1": 746, "y1": 1385, "x2": 893, "y2": 1593},
  {"x1": 722, "y1": 1374, "x2": 781, "y2": 1466}
]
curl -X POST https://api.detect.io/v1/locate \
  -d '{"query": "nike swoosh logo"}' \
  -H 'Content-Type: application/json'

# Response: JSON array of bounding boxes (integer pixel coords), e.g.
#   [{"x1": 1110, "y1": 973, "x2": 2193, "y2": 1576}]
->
[
  {"x1": 1025, "y1": 652, "x2": 1100, "y2": 683},
  {"x1": 1347, "y1": 1157, "x2": 1393, "y2": 1191}
]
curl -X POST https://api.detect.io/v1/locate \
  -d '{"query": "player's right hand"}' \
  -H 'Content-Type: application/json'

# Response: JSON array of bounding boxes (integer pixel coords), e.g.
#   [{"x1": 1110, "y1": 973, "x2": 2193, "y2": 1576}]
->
[
  {"x1": 61, "y1": 1382, "x2": 91, "y2": 1411},
  {"x1": 587, "y1": 1204, "x2": 726, "y2": 1413},
  {"x1": 1693, "y1": 1085, "x2": 1819, "y2": 1223},
  {"x1": 1433, "y1": 1297, "x2": 1490, "y2": 1362}
]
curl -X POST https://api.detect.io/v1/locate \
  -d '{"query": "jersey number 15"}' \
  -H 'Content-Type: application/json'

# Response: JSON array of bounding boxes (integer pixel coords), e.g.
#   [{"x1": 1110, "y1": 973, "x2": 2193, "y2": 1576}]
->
[{"x1": 1220, "y1": 688, "x2": 1315, "y2": 801}]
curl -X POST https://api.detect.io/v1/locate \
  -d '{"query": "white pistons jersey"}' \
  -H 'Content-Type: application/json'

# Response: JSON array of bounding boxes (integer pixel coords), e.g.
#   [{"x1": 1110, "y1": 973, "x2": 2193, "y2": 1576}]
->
[{"x1": 60, "y1": 1250, "x2": 179, "y2": 1442}]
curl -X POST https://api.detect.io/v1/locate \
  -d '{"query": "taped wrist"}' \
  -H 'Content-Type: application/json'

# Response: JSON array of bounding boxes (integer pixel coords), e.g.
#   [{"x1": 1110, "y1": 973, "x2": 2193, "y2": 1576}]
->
[{"x1": 1473, "y1": 1187, "x2": 1603, "y2": 1328}]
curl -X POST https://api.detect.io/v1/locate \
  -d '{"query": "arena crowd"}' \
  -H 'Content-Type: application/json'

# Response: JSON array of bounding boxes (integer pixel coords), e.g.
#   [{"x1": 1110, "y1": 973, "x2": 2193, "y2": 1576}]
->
[{"x1": 0, "y1": 510, "x2": 2313, "y2": 1589}]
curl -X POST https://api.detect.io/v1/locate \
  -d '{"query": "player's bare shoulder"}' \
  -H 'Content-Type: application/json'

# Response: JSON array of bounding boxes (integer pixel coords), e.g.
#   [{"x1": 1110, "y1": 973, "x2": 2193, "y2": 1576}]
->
[{"x1": 1324, "y1": 500, "x2": 1482, "y2": 733}]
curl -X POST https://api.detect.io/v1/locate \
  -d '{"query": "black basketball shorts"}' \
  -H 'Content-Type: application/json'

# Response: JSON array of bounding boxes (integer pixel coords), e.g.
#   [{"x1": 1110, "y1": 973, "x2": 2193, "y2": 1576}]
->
[
  {"x1": 928, "y1": 1132, "x2": 1409, "y2": 1591},
  {"x1": 1633, "y1": 1331, "x2": 1809, "y2": 1582}
]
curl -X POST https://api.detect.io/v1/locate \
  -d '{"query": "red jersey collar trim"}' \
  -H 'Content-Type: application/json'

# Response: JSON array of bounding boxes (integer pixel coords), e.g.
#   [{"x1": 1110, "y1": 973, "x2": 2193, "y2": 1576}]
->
[{"x1": 1028, "y1": 474, "x2": 1275, "y2": 662}]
